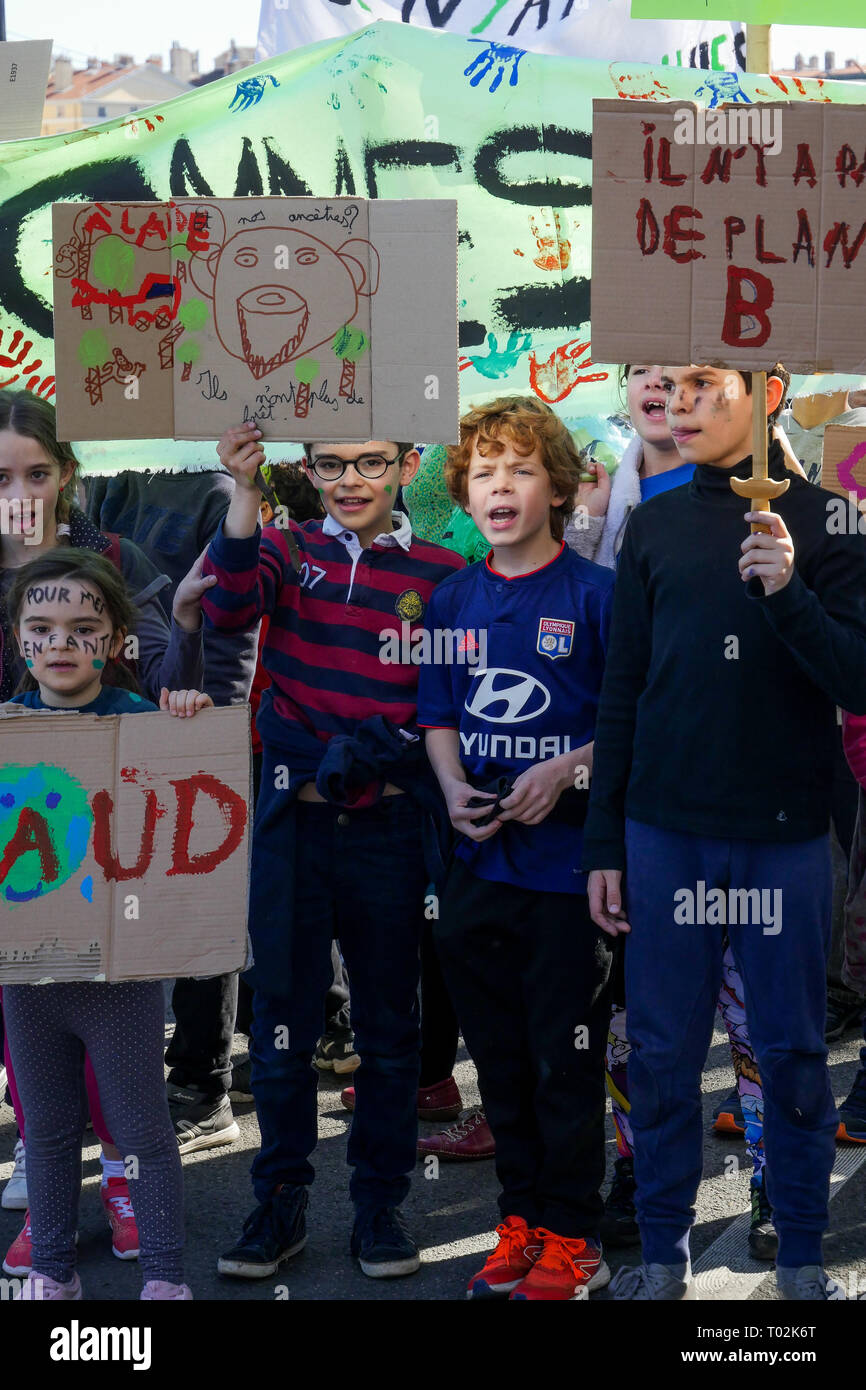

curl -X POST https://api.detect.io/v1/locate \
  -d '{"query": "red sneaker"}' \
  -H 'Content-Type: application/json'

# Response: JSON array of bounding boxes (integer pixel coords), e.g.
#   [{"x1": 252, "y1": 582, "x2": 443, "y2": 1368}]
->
[
  {"x1": 509, "y1": 1229, "x2": 610, "y2": 1301},
  {"x1": 101, "y1": 1177, "x2": 140, "y2": 1260},
  {"x1": 2, "y1": 1210, "x2": 32, "y2": 1276},
  {"x1": 417, "y1": 1109, "x2": 495, "y2": 1161},
  {"x1": 341, "y1": 1076, "x2": 463, "y2": 1122},
  {"x1": 466, "y1": 1216, "x2": 542, "y2": 1298}
]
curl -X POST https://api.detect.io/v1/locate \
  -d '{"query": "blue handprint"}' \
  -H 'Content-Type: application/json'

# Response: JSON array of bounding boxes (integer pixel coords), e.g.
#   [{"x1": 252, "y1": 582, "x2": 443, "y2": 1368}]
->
[
  {"x1": 693, "y1": 71, "x2": 750, "y2": 109},
  {"x1": 464, "y1": 41, "x2": 526, "y2": 93},
  {"x1": 229, "y1": 74, "x2": 280, "y2": 112},
  {"x1": 459, "y1": 332, "x2": 532, "y2": 380}
]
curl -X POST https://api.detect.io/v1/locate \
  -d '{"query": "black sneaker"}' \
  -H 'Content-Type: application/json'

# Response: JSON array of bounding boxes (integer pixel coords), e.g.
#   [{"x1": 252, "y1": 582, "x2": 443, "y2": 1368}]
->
[
  {"x1": 218, "y1": 1186, "x2": 308, "y2": 1278},
  {"x1": 747, "y1": 1182, "x2": 778, "y2": 1261},
  {"x1": 314, "y1": 1034, "x2": 360, "y2": 1075},
  {"x1": 825, "y1": 988, "x2": 863, "y2": 1043},
  {"x1": 600, "y1": 1156, "x2": 641, "y2": 1247},
  {"x1": 167, "y1": 1083, "x2": 240, "y2": 1154},
  {"x1": 350, "y1": 1205, "x2": 420, "y2": 1278},
  {"x1": 229, "y1": 1057, "x2": 253, "y2": 1103}
]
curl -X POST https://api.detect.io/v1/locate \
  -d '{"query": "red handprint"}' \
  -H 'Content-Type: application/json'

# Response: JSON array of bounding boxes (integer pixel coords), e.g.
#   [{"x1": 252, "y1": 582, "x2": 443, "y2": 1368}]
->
[
  {"x1": 529, "y1": 339, "x2": 608, "y2": 405},
  {"x1": 0, "y1": 327, "x2": 43, "y2": 388}
]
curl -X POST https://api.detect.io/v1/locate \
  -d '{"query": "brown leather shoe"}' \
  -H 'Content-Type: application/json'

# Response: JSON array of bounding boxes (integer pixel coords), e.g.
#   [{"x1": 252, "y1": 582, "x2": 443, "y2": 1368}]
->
[{"x1": 417, "y1": 1109, "x2": 496, "y2": 1161}]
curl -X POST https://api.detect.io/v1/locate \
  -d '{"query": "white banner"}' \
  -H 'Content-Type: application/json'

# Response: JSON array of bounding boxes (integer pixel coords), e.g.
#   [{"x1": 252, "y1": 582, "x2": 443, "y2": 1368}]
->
[{"x1": 257, "y1": 0, "x2": 744, "y2": 70}]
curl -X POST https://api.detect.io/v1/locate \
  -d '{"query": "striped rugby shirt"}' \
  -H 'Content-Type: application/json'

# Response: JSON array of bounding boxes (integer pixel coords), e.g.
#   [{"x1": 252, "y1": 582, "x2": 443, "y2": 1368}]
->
[{"x1": 201, "y1": 510, "x2": 465, "y2": 741}]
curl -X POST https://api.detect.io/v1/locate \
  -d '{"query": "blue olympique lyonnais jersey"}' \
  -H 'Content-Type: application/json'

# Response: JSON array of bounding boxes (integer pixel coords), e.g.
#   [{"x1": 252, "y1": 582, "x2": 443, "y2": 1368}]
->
[{"x1": 417, "y1": 543, "x2": 614, "y2": 894}]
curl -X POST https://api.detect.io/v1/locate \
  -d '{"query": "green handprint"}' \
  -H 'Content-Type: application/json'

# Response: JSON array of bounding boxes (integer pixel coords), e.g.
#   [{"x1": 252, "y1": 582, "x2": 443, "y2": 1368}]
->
[{"x1": 459, "y1": 331, "x2": 532, "y2": 380}]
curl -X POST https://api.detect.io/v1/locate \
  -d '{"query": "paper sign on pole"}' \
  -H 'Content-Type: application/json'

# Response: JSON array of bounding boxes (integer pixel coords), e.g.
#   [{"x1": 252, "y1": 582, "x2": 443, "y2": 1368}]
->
[
  {"x1": 821, "y1": 425, "x2": 866, "y2": 501},
  {"x1": 0, "y1": 705, "x2": 251, "y2": 983},
  {"x1": 632, "y1": 0, "x2": 866, "y2": 27},
  {"x1": 52, "y1": 196, "x2": 459, "y2": 444},
  {"x1": 0, "y1": 40, "x2": 52, "y2": 141},
  {"x1": 591, "y1": 99, "x2": 866, "y2": 374}
]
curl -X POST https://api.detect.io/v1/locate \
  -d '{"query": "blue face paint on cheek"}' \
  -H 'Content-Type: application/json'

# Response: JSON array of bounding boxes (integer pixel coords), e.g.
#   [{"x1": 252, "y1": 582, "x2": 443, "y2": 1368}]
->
[
  {"x1": 92, "y1": 660, "x2": 104, "y2": 670},
  {"x1": 25, "y1": 660, "x2": 34, "y2": 669}
]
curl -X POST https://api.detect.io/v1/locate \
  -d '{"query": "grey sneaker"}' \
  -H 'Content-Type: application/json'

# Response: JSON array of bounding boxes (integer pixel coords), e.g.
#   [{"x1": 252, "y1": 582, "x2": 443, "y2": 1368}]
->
[
  {"x1": 167, "y1": 1084, "x2": 240, "y2": 1154},
  {"x1": 609, "y1": 1262, "x2": 696, "y2": 1300},
  {"x1": 776, "y1": 1265, "x2": 846, "y2": 1300}
]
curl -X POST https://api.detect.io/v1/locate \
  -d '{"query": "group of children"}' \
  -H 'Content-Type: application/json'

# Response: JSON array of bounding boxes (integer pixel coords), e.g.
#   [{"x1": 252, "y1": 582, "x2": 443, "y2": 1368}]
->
[{"x1": 1, "y1": 361, "x2": 865, "y2": 1301}]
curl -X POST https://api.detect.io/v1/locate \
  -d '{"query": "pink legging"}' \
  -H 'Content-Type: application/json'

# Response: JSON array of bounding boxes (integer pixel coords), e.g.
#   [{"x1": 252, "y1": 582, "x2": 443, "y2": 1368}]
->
[{"x1": 1, "y1": 988, "x2": 113, "y2": 1146}]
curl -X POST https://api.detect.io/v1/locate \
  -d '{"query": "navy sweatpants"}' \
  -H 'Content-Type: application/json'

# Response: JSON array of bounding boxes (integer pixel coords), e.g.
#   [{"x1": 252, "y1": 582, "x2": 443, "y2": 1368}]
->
[{"x1": 623, "y1": 819, "x2": 836, "y2": 1270}]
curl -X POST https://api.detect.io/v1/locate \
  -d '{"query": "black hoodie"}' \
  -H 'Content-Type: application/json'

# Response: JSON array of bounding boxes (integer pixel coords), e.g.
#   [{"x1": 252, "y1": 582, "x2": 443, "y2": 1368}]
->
[{"x1": 582, "y1": 442, "x2": 866, "y2": 871}]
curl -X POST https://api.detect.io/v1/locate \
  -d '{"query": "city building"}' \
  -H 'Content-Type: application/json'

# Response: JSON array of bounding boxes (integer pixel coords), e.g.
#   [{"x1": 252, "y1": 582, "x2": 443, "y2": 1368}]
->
[{"x1": 42, "y1": 52, "x2": 194, "y2": 137}]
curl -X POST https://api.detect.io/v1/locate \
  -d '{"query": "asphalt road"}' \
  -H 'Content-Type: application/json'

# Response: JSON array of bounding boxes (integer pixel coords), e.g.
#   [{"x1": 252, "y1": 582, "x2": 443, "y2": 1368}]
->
[{"x1": 1, "y1": 1019, "x2": 865, "y2": 1304}]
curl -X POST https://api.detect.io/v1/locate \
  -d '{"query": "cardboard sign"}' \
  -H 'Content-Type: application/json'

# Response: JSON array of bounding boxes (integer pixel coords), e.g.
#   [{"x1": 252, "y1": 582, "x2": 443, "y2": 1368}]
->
[
  {"x1": 632, "y1": 0, "x2": 866, "y2": 23},
  {"x1": 591, "y1": 100, "x2": 866, "y2": 374},
  {"x1": 0, "y1": 705, "x2": 251, "y2": 983},
  {"x1": 0, "y1": 40, "x2": 52, "y2": 141},
  {"x1": 52, "y1": 197, "x2": 459, "y2": 444},
  {"x1": 821, "y1": 425, "x2": 866, "y2": 501}
]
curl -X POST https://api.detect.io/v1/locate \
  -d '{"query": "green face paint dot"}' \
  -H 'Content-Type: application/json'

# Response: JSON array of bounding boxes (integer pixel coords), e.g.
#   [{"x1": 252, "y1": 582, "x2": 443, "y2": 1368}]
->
[
  {"x1": 92, "y1": 659, "x2": 105, "y2": 670},
  {"x1": 385, "y1": 485, "x2": 393, "y2": 494}
]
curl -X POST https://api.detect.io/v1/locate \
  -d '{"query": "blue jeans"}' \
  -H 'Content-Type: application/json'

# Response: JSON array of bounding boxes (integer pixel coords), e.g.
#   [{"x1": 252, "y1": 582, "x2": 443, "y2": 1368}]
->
[
  {"x1": 623, "y1": 819, "x2": 836, "y2": 1270},
  {"x1": 250, "y1": 797, "x2": 426, "y2": 1209}
]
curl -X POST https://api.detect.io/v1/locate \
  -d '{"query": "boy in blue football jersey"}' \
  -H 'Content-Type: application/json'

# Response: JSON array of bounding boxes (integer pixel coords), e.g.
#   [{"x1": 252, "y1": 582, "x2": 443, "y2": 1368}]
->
[{"x1": 417, "y1": 397, "x2": 615, "y2": 1300}]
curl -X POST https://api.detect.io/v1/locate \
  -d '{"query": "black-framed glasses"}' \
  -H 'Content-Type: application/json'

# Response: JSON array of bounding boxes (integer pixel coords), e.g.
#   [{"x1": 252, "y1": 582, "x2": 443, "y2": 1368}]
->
[{"x1": 309, "y1": 448, "x2": 408, "y2": 482}]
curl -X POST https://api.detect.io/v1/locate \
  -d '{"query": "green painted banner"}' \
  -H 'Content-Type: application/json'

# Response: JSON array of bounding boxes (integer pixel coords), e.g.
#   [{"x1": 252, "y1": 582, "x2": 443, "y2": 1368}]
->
[
  {"x1": 3, "y1": 20, "x2": 864, "y2": 470},
  {"x1": 633, "y1": 0, "x2": 866, "y2": 26}
]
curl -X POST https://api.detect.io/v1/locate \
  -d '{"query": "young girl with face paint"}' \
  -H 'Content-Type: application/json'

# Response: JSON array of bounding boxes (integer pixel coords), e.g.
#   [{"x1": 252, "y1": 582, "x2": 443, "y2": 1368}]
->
[
  {"x1": 0, "y1": 389, "x2": 207, "y2": 704},
  {"x1": 0, "y1": 391, "x2": 210, "y2": 1276},
  {"x1": 1, "y1": 550, "x2": 212, "y2": 1301}
]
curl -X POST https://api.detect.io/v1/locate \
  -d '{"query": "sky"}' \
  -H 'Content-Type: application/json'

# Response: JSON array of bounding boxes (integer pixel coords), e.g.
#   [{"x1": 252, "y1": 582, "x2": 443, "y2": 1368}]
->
[{"x1": 5, "y1": 0, "x2": 866, "y2": 74}]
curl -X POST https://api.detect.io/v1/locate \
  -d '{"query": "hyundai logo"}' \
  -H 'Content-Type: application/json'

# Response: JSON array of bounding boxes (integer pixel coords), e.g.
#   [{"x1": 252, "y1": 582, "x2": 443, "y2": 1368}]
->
[{"x1": 464, "y1": 668, "x2": 551, "y2": 724}]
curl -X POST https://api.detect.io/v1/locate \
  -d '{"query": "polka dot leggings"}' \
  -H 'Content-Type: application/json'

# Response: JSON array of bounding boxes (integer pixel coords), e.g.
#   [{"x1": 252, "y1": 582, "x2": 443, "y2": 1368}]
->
[{"x1": 3, "y1": 980, "x2": 184, "y2": 1287}]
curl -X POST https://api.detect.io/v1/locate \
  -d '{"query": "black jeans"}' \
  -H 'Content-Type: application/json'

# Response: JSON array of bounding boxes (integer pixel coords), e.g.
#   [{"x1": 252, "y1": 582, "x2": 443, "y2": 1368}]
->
[
  {"x1": 166, "y1": 973, "x2": 238, "y2": 1098},
  {"x1": 237, "y1": 748, "x2": 352, "y2": 1040},
  {"x1": 420, "y1": 920, "x2": 459, "y2": 1088},
  {"x1": 237, "y1": 944, "x2": 350, "y2": 1040},
  {"x1": 435, "y1": 858, "x2": 613, "y2": 1238},
  {"x1": 250, "y1": 797, "x2": 426, "y2": 1207}
]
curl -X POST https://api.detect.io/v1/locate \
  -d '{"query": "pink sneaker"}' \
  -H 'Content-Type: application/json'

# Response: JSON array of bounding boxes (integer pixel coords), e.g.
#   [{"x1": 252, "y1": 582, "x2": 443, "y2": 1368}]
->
[
  {"x1": 101, "y1": 1176, "x2": 140, "y2": 1260},
  {"x1": 141, "y1": 1280, "x2": 193, "y2": 1300},
  {"x1": 16, "y1": 1270, "x2": 82, "y2": 1300},
  {"x1": 3, "y1": 1210, "x2": 31, "y2": 1275}
]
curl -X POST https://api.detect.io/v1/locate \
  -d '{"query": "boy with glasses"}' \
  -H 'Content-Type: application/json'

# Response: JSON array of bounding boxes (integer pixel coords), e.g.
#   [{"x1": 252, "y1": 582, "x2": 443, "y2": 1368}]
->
[{"x1": 202, "y1": 425, "x2": 463, "y2": 1281}]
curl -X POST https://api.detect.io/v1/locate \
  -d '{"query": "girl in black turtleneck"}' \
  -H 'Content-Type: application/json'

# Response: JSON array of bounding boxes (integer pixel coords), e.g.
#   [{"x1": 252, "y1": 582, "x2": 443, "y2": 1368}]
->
[{"x1": 583, "y1": 364, "x2": 866, "y2": 1303}]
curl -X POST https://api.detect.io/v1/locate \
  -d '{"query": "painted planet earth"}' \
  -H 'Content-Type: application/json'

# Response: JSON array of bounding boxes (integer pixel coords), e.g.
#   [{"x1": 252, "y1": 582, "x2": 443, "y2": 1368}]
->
[{"x1": 0, "y1": 764, "x2": 93, "y2": 906}]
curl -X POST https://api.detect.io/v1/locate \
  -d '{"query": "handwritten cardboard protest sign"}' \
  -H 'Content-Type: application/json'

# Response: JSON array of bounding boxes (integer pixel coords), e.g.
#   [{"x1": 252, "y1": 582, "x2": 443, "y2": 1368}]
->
[
  {"x1": 0, "y1": 705, "x2": 250, "y2": 983},
  {"x1": 821, "y1": 425, "x2": 866, "y2": 501},
  {"x1": 52, "y1": 196, "x2": 459, "y2": 444},
  {"x1": 591, "y1": 100, "x2": 866, "y2": 374}
]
